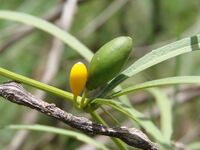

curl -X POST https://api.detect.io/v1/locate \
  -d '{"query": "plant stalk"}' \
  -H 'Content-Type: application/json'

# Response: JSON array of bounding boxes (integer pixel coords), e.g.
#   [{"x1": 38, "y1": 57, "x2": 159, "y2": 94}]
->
[
  {"x1": 0, "y1": 67, "x2": 73, "y2": 101},
  {"x1": 90, "y1": 111, "x2": 128, "y2": 150}
]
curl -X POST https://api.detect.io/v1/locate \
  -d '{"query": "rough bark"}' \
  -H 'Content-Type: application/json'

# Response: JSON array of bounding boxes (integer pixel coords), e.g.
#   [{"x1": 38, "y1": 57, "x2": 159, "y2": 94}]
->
[{"x1": 0, "y1": 81, "x2": 158, "y2": 150}]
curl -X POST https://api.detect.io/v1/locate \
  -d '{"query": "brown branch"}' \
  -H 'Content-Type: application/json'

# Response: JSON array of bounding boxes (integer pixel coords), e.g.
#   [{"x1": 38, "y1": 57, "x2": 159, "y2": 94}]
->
[{"x1": 0, "y1": 81, "x2": 158, "y2": 150}]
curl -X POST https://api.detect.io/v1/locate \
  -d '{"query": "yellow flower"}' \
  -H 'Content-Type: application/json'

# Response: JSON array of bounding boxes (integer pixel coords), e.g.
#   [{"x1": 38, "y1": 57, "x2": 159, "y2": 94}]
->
[{"x1": 69, "y1": 62, "x2": 88, "y2": 96}]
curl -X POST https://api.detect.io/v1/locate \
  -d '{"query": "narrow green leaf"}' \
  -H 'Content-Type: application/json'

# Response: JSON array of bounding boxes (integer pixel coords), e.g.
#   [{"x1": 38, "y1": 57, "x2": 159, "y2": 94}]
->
[
  {"x1": 148, "y1": 88, "x2": 173, "y2": 142},
  {"x1": 0, "y1": 10, "x2": 93, "y2": 61},
  {"x1": 123, "y1": 35, "x2": 200, "y2": 77},
  {"x1": 112, "y1": 76, "x2": 200, "y2": 97},
  {"x1": 187, "y1": 142, "x2": 200, "y2": 150},
  {"x1": 7, "y1": 124, "x2": 109, "y2": 150},
  {"x1": 102, "y1": 35, "x2": 200, "y2": 95},
  {"x1": 92, "y1": 98, "x2": 169, "y2": 145},
  {"x1": 113, "y1": 86, "x2": 132, "y2": 106}
]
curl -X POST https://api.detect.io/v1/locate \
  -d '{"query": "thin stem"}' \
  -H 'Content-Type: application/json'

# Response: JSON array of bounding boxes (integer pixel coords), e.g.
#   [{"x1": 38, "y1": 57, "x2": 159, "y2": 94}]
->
[
  {"x1": 100, "y1": 106, "x2": 120, "y2": 125},
  {"x1": 90, "y1": 111, "x2": 128, "y2": 150},
  {"x1": 80, "y1": 89, "x2": 88, "y2": 109},
  {"x1": 0, "y1": 67, "x2": 73, "y2": 101},
  {"x1": 174, "y1": 56, "x2": 181, "y2": 101},
  {"x1": 73, "y1": 95, "x2": 78, "y2": 109}
]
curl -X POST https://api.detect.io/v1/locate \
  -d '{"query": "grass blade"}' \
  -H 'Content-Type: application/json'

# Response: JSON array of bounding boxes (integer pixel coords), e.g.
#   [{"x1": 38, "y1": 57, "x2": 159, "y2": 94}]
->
[
  {"x1": 112, "y1": 76, "x2": 200, "y2": 97},
  {"x1": 0, "y1": 10, "x2": 93, "y2": 61},
  {"x1": 148, "y1": 88, "x2": 173, "y2": 142},
  {"x1": 7, "y1": 124, "x2": 109, "y2": 150},
  {"x1": 123, "y1": 35, "x2": 200, "y2": 77}
]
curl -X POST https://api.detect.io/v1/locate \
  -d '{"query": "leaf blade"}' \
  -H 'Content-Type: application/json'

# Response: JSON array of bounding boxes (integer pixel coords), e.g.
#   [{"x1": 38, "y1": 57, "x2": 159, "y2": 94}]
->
[
  {"x1": 112, "y1": 76, "x2": 200, "y2": 97},
  {"x1": 148, "y1": 88, "x2": 173, "y2": 142},
  {"x1": 0, "y1": 10, "x2": 93, "y2": 61},
  {"x1": 7, "y1": 124, "x2": 109, "y2": 150}
]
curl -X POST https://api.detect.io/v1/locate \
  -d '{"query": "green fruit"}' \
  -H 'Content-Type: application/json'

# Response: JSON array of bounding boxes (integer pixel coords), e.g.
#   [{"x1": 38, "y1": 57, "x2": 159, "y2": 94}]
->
[{"x1": 86, "y1": 36, "x2": 133, "y2": 90}]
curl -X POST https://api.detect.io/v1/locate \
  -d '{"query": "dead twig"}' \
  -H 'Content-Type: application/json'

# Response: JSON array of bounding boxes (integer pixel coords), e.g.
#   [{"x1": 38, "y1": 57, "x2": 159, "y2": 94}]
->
[{"x1": 0, "y1": 81, "x2": 158, "y2": 150}]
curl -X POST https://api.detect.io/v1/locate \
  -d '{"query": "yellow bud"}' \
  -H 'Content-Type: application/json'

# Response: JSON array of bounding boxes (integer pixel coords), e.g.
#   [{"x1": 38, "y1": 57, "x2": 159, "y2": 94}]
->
[{"x1": 69, "y1": 62, "x2": 88, "y2": 96}]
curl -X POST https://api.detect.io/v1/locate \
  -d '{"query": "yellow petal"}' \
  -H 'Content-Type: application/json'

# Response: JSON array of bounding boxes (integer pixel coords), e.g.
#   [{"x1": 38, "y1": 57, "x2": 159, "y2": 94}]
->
[{"x1": 69, "y1": 62, "x2": 88, "y2": 96}]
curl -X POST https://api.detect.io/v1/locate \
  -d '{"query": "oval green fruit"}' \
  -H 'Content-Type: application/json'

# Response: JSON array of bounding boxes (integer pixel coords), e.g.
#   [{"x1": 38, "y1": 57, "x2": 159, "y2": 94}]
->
[{"x1": 86, "y1": 36, "x2": 133, "y2": 90}]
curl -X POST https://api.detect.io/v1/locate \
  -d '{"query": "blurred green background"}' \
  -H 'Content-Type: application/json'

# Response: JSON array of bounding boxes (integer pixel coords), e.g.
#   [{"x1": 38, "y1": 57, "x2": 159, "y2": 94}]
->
[{"x1": 0, "y1": 0, "x2": 200, "y2": 150}]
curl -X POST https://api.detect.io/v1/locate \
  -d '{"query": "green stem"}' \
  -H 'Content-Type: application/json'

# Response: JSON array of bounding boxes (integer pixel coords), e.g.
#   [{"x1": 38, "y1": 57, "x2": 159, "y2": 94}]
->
[
  {"x1": 73, "y1": 95, "x2": 78, "y2": 108},
  {"x1": 174, "y1": 56, "x2": 181, "y2": 101},
  {"x1": 90, "y1": 111, "x2": 128, "y2": 150},
  {"x1": 0, "y1": 67, "x2": 73, "y2": 101},
  {"x1": 80, "y1": 89, "x2": 86, "y2": 108},
  {"x1": 100, "y1": 106, "x2": 120, "y2": 125}
]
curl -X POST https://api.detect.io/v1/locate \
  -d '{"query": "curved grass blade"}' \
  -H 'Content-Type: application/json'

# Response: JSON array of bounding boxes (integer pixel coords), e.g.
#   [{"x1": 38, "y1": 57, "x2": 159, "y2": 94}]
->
[
  {"x1": 101, "y1": 36, "x2": 200, "y2": 96},
  {"x1": 148, "y1": 88, "x2": 172, "y2": 142},
  {"x1": 111, "y1": 76, "x2": 200, "y2": 97},
  {"x1": 92, "y1": 98, "x2": 169, "y2": 146},
  {"x1": 7, "y1": 124, "x2": 109, "y2": 150},
  {"x1": 0, "y1": 10, "x2": 93, "y2": 61}
]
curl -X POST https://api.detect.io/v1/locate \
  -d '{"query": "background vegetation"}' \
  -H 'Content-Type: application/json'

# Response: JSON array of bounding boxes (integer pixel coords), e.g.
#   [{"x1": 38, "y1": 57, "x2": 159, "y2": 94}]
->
[{"x1": 0, "y1": 0, "x2": 200, "y2": 150}]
